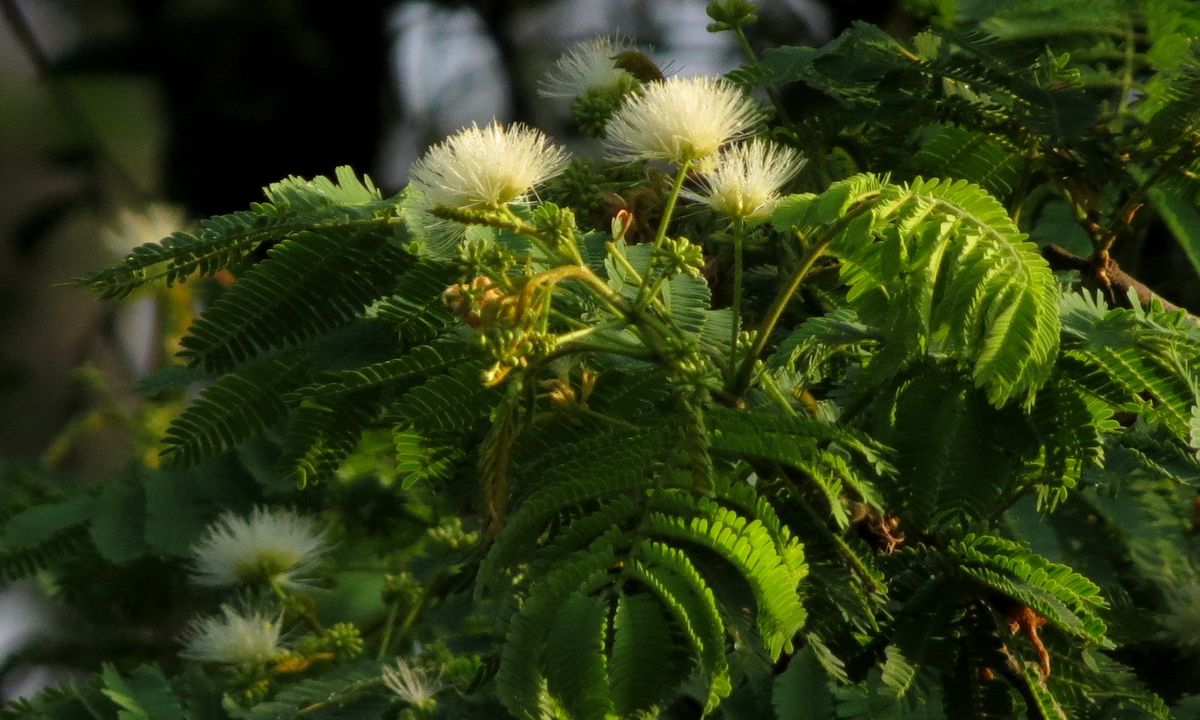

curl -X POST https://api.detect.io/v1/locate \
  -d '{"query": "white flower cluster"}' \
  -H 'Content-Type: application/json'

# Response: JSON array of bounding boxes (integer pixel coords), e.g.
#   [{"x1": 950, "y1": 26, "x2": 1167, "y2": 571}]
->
[
  {"x1": 102, "y1": 203, "x2": 186, "y2": 259},
  {"x1": 190, "y1": 506, "x2": 328, "y2": 589},
  {"x1": 539, "y1": 35, "x2": 637, "y2": 100},
  {"x1": 683, "y1": 137, "x2": 806, "y2": 221},
  {"x1": 181, "y1": 606, "x2": 282, "y2": 665},
  {"x1": 382, "y1": 658, "x2": 442, "y2": 708},
  {"x1": 409, "y1": 121, "x2": 568, "y2": 211},
  {"x1": 405, "y1": 42, "x2": 801, "y2": 231},
  {"x1": 180, "y1": 507, "x2": 329, "y2": 665},
  {"x1": 604, "y1": 75, "x2": 761, "y2": 165}
]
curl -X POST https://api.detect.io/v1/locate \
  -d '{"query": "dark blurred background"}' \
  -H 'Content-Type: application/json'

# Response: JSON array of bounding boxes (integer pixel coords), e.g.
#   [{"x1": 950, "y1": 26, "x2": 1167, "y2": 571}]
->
[{"x1": 0, "y1": 0, "x2": 924, "y2": 469}]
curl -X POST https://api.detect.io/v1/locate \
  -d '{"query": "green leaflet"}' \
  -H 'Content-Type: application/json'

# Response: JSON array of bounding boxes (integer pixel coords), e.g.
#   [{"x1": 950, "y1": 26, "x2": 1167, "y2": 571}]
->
[
  {"x1": 101, "y1": 664, "x2": 185, "y2": 720},
  {"x1": 0, "y1": 495, "x2": 95, "y2": 583},
  {"x1": 773, "y1": 174, "x2": 1060, "y2": 407},
  {"x1": 365, "y1": 260, "x2": 461, "y2": 343},
  {"x1": 497, "y1": 549, "x2": 616, "y2": 719},
  {"x1": 544, "y1": 593, "x2": 614, "y2": 720},
  {"x1": 879, "y1": 366, "x2": 1034, "y2": 530},
  {"x1": 393, "y1": 428, "x2": 464, "y2": 489},
  {"x1": 629, "y1": 541, "x2": 731, "y2": 713},
  {"x1": 949, "y1": 533, "x2": 1111, "y2": 647},
  {"x1": 773, "y1": 646, "x2": 836, "y2": 720},
  {"x1": 707, "y1": 405, "x2": 888, "y2": 525},
  {"x1": 1059, "y1": 289, "x2": 1200, "y2": 445},
  {"x1": 76, "y1": 167, "x2": 395, "y2": 299},
  {"x1": 296, "y1": 340, "x2": 472, "y2": 401},
  {"x1": 940, "y1": 608, "x2": 1015, "y2": 720},
  {"x1": 476, "y1": 426, "x2": 665, "y2": 596},
  {"x1": 238, "y1": 661, "x2": 389, "y2": 720},
  {"x1": 911, "y1": 126, "x2": 1024, "y2": 200},
  {"x1": 282, "y1": 388, "x2": 386, "y2": 488},
  {"x1": 643, "y1": 508, "x2": 807, "y2": 660},
  {"x1": 179, "y1": 226, "x2": 410, "y2": 373},
  {"x1": 162, "y1": 352, "x2": 310, "y2": 468},
  {"x1": 603, "y1": 239, "x2": 714, "y2": 340},
  {"x1": 608, "y1": 593, "x2": 674, "y2": 718},
  {"x1": 388, "y1": 360, "x2": 501, "y2": 433}
]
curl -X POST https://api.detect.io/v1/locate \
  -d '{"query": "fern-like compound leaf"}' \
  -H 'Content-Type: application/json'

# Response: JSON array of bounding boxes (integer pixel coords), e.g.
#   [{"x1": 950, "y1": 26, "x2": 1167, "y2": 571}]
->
[
  {"x1": 161, "y1": 352, "x2": 310, "y2": 468},
  {"x1": 543, "y1": 592, "x2": 614, "y2": 720},
  {"x1": 76, "y1": 167, "x2": 395, "y2": 299},
  {"x1": 950, "y1": 533, "x2": 1111, "y2": 647},
  {"x1": 774, "y1": 175, "x2": 1060, "y2": 407},
  {"x1": 179, "y1": 226, "x2": 410, "y2": 373}
]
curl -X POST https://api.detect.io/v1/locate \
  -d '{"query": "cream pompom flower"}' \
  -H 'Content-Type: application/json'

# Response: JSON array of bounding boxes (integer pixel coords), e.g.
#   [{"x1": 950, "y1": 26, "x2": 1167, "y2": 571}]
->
[
  {"x1": 382, "y1": 658, "x2": 443, "y2": 709},
  {"x1": 102, "y1": 203, "x2": 186, "y2": 259},
  {"x1": 682, "y1": 138, "x2": 805, "y2": 220},
  {"x1": 409, "y1": 121, "x2": 569, "y2": 210},
  {"x1": 190, "y1": 507, "x2": 328, "y2": 589},
  {"x1": 604, "y1": 76, "x2": 762, "y2": 165},
  {"x1": 181, "y1": 606, "x2": 282, "y2": 665},
  {"x1": 539, "y1": 35, "x2": 637, "y2": 99}
]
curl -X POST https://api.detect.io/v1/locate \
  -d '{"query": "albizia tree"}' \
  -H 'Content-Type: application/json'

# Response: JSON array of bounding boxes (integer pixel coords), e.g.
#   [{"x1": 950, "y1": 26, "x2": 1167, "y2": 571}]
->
[{"x1": 4, "y1": 1, "x2": 1200, "y2": 718}]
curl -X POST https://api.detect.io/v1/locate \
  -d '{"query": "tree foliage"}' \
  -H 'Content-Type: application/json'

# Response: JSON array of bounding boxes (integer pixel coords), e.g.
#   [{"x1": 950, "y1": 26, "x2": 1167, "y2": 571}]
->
[{"x1": 7, "y1": 1, "x2": 1200, "y2": 718}]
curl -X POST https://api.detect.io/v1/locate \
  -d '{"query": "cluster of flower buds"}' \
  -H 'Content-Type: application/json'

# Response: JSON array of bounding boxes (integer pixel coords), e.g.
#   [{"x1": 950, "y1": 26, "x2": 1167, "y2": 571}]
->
[
  {"x1": 478, "y1": 326, "x2": 554, "y2": 387},
  {"x1": 441, "y1": 276, "x2": 512, "y2": 328},
  {"x1": 654, "y1": 236, "x2": 707, "y2": 279},
  {"x1": 442, "y1": 274, "x2": 557, "y2": 387},
  {"x1": 426, "y1": 517, "x2": 480, "y2": 554},
  {"x1": 673, "y1": 348, "x2": 721, "y2": 386},
  {"x1": 382, "y1": 571, "x2": 423, "y2": 608}
]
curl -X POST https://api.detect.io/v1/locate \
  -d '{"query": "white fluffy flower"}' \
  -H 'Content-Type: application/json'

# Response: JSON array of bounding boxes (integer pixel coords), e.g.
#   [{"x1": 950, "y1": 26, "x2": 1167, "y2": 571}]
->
[
  {"x1": 181, "y1": 606, "x2": 282, "y2": 665},
  {"x1": 382, "y1": 658, "x2": 442, "y2": 708},
  {"x1": 604, "y1": 76, "x2": 762, "y2": 164},
  {"x1": 539, "y1": 36, "x2": 637, "y2": 99},
  {"x1": 102, "y1": 204, "x2": 186, "y2": 259},
  {"x1": 682, "y1": 138, "x2": 805, "y2": 220},
  {"x1": 190, "y1": 507, "x2": 328, "y2": 588},
  {"x1": 409, "y1": 121, "x2": 569, "y2": 210}
]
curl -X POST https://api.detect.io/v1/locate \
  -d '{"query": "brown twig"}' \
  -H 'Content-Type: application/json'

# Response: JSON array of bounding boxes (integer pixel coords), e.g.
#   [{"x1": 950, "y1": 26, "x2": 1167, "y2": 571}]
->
[{"x1": 1042, "y1": 244, "x2": 1200, "y2": 326}]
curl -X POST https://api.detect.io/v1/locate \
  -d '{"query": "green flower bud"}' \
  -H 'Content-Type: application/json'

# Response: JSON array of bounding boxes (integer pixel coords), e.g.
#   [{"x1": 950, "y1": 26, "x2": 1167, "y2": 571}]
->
[{"x1": 706, "y1": 0, "x2": 758, "y2": 31}]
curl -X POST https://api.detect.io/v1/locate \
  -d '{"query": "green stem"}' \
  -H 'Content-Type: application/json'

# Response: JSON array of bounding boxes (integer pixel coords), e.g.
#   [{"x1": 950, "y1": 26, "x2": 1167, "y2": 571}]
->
[
  {"x1": 569, "y1": 264, "x2": 682, "y2": 353},
  {"x1": 548, "y1": 308, "x2": 589, "y2": 330},
  {"x1": 606, "y1": 241, "x2": 669, "y2": 316},
  {"x1": 635, "y1": 157, "x2": 692, "y2": 311},
  {"x1": 1096, "y1": 142, "x2": 1196, "y2": 257},
  {"x1": 728, "y1": 219, "x2": 746, "y2": 384},
  {"x1": 653, "y1": 158, "x2": 692, "y2": 252},
  {"x1": 729, "y1": 199, "x2": 876, "y2": 396},
  {"x1": 271, "y1": 582, "x2": 323, "y2": 633},
  {"x1": 376, "y1": 601, "x2": 401, "y2": 661},
  {"x1": 729, "y1": 237, "x2": 831, "y2": 396},
  {"x1": 732, "y1": 25, "x2": 789, "y2": 122},
  {"x1": 759, "y1": 369, "x2": 798, "y2": 416}
]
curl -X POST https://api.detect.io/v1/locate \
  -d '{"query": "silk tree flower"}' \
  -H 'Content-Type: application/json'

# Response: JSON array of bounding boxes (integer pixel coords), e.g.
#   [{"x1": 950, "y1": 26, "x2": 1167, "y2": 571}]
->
[
  {"x1": 382, "y1": 658, "x2": 442, "y2": 709},
  {"x1": 190, "y1": 507, "x2": 329, "y2": 589},
  {"x1": 538, "y1": 35, "x2": 638, "y2": 99},
  {"x1": 604, "y1": 76, "x2": 761, "y2": 165},
  {"x1": 181, "y1": 606, "x2": 282, "y2": 665},
  {"x1": 409, "y1": 121, "x2": 569, "y2": 210},
  {"x1": 682, "y1": 138, "x2": 806, "y2": 220},
  {"x1": 102, "y1": 203, "x2": 185, "y2": 259}
]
